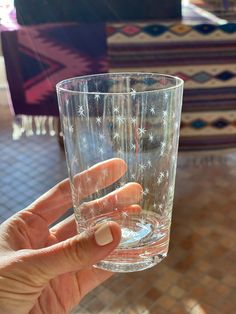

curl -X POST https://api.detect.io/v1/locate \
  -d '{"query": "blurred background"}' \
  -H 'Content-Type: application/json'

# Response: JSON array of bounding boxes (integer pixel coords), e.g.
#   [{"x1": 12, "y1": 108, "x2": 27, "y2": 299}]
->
[{"x1": 0, "y1": 1, "x2": 236, "y2": 313}]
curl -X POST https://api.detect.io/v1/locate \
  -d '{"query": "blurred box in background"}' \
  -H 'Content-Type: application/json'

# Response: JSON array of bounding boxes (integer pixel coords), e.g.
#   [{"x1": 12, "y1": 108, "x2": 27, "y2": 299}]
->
[{"x1": 14, "y1": 0, "x2": 182, "y2": 25}]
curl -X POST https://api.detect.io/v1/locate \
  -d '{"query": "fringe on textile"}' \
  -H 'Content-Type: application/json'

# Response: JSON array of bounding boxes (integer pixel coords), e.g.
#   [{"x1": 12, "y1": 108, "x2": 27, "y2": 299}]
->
[
  {"x1": 12, "y1": 115, "x2": 60, "y2": 140},
  {"x1": 178, "y1": 150, "x2": 236, "y2": 168}
]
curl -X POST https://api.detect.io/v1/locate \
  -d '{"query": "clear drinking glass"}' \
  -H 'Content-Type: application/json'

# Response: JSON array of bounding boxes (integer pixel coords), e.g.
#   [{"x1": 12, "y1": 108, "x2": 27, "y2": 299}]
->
[{"x1": 57, "y1": 73, "x2": 183, "y2": 272}]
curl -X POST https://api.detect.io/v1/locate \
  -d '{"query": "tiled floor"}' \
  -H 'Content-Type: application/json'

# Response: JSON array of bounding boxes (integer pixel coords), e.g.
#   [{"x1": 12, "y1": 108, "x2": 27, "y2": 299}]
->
[{"x1": 0, "y1": 104, "x2": 236, "y2": 314}]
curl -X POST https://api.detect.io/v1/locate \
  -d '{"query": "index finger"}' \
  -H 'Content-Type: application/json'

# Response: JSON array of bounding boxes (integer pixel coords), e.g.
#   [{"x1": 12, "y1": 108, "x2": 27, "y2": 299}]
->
[{"x1": 28, "y1": 158, "x2": 127, "y2": 225}]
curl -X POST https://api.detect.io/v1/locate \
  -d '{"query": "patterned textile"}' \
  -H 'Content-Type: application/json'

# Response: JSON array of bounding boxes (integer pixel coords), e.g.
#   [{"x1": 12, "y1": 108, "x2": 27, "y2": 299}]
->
[
  {"x1": 107, "y1": 21, "x2": 236, "y2": 150},
  {"x1": 1, "y1": 23, "x2": 108, "y2": 116}
]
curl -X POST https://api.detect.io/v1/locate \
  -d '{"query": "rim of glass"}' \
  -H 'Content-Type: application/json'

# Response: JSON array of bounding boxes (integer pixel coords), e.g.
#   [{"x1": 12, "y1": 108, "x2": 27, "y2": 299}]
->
[{"x1": 56, "y1": 72, "x2": 184, "y2": 95}]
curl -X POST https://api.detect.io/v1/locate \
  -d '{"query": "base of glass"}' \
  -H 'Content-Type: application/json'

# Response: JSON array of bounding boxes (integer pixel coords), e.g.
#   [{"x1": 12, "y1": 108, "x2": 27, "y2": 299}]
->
[
  {"x1": 94, "y1": 253, "x2": 167, "y2": 273},
  {"x1": 81, "y1": 211, "x2": 170, "y2": 272}
]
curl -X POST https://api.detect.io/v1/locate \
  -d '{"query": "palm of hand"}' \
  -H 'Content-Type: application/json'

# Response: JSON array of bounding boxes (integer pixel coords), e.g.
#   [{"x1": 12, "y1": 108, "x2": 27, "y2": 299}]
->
[{"x1": 5, "y1": 212, "x2": 81, "y2": 313}]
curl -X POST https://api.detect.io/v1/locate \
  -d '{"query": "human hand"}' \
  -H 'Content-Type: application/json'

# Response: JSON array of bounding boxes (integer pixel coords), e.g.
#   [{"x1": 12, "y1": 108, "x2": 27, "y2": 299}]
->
[{"x1": 0, "y1": 158, "x2": 142, "y2": 314}]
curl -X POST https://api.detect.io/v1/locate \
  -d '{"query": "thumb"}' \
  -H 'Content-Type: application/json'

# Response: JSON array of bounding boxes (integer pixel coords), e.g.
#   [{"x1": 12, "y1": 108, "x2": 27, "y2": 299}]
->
[{"x1": 28, "y1": 222, "x2": 121, "y2": 282}]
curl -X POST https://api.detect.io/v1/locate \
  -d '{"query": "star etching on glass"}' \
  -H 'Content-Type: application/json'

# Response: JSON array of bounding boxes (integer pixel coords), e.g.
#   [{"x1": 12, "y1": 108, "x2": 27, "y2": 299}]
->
[
  {"x1": 98, "y1": 132, "x2": 105, "y2": 140},
  {"x1": 150, "y1": 106, "x2": 155, "y2": 115},
  {"x1": 153, "y1": 202, "x2": 157, "y2": 209},
  {"x1": 113, "y1": 132, "x2": 120, "y2": 140},
  {"x1": 116, "y1": 115, "x2": 126, "y2": 125},
  {"x1": 119, "y1": 181, "x2": 126, "y2": 187},
  {"x1": 130, "y1": 117, "x2": 137, "y2": 125},
  {"x1": 160, "y1": 171, "x2": 165, "y2": 179},
  {"x1": 160, "y1": 140, "x2": 167, "y2": 156},
  {"x1": 113, "y1": 106, "x2": 119, "y2": 114},
  {"x1": 77, "y1": 185, "x2": 83, "y2": 195},
  {"x1": 131, "y1": 88, "x2": 136, "y2": 99},
  {"x1": 137, "y1": 217, "x2": 146, "y2": 228},
  {"x1": 142, "y1": 188, "x2": 149, "y2": 196},
  {"x1": 160, "y1": 141, "x2": 166, "y2": 150},
  {"x1": 82, "y1": 139, "x2": 88, "y2": 149},
  {"x1": 163, "y1": 110, "x2": 168, "y2": 118},
  {"x1": 147, "y1": 160, "x2": 152, "y2": 168},
  {"x1": 148, "y1": 133, "x2": 154, "y2": 143},
  {"x1": 77, "y1": 106, "x2": 86, "y2": 118},
  {"x1": 158, "y1": 203, "x2": 164, "y2": 211},
  {"x1": 96, "y1": 116, "x2": 102, "y2": 125},
  {"x1": 130, "y1": 143, "x2": 136, "y2": 151},
  {"x1": 85, "y1": 175, "x2": 92, "y2": 183},
  {"x1": 94, "y1": 94, "x2": 100, "y2": 101},
  {"x1": 157, "y1": 171, "x2": 165, "y2": 185},
  {"x1": 98, "y1": 147, "x2": 104, "y2": 156},
  {"x1": 68, "y1": 125, "x2": 74, "y2": 134},
  {"x1": 139, "y1": 217, "x2": 146, "y2": 226},
  {"x1": 169, "y1": 186, "x2": 175, "y2": 195},
  {"x1": 139, "y1": 163, "x2": 146, "y2": 172},
  {"x1": 117, "y1": 148, "x2": 124, "y2": 156},
  {"x1": 101, "y1": 168, "x2": 109, "y2": 178},
  {"x1": 171, "y1": 154, "x2": 177, "y2": 163},
  {"x1": 162, "y1": 110, "x2": 168, "y2": 125},
  {"x1": 89, "y1": 207, "x2": 95, "y2": 216},
  {"x1": 138, "y1": 127, "x2": 146, "y2": 137},
  {"x1": 121, "y1": 211, "x2": 128, "y2": 218},
  {"x1": 131, "y1": 173, "x2": 136, "y2": 180},
  {"x1": 163, "y1": 92, "x2": 169, "y2": 102}
]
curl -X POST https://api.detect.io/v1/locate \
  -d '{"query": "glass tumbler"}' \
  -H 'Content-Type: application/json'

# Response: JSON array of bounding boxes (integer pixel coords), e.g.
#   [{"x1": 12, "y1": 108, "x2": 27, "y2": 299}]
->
[{"x1": 56, "y1": 73, "x2": 183, "y2": 272}]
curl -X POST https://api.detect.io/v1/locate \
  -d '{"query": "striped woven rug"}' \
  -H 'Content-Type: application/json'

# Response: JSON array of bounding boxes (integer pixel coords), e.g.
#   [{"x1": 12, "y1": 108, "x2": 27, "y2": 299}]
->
[{"x1": 107, "y1": 18, "x2": 236, "y2": 151}]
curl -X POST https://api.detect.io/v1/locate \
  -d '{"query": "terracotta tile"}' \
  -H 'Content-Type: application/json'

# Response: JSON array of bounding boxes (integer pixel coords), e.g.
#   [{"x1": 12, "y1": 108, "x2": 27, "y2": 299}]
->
[
  {"x1": 174, "y1": 255, "x2": 195, "y2": 273},
  {"x1": 187, "y1": 285, "x2": 206, "y2": 300},
  {"x1": 96, "y1": 287, "x2": 115, "y2": 304},
  {"x1": 153, "y1": 278, "x2": 173, "y2": 292},
  {"x1": 168, "y1": 302, "x2": 189, "y2": 314},
  {"x1": 124, "y1": 279, "x2": 151, "y2": 303},
  {"x1": 156, "y1": 295, "x2": 177, "y2": 311},
  {"x1": 219, "y1": 235, "x2": 236, "y2": 251},
  {"x1": 168, "y1": 285, "x2": 186, "y2": 299},
  {"x1": 208, "y1": 268, "x2": 224, "y2": 280},
  {"x1": 122, "y1": 305, "x2": 145, "y2": 314},
  {"x1": 177, "y1": 276, "x2": 197, "y2": 291},
  {"x1": 180, "y1": 233, "x2": 202, "y2": 250},
  {"x1": 145, "y1": 287, "x2": 162, "y2": 301},
  {"x1": 201, "y1": 275, "x2": 218, "y2": 289},
  {"x1": 85, "y1": 297, "x2": 105, "y2": 314},
  {"x1": 196, "y1": 260, "x2": 211, "y2": 273},
  {"x1": 217, "y1": 298, "x2": 236, "y2": 314},
  {"x1": 185, "y1": 268, "x2": 205, "y2": 282},
  {"x1": 208, "y1": 231, "x2": 222, "y2": 241},
  {"x1": 105, "y1": 296, "x2": 129, "y2": 313},
  {"x1": 138, "y1": 296, "x2": 156, "y2": 309},
  {"x1": 202, "y1": 283, "x2": 230, "y2": 307},
  {"x1": 149, "y1": 305, "x2": 167, "y2": 314},
  {"x1": 222, "y1": 274, "x2": 236, "y2": 288},
  {"x1": 206, "y1": 244, "x2": 229, "y2": 261}
]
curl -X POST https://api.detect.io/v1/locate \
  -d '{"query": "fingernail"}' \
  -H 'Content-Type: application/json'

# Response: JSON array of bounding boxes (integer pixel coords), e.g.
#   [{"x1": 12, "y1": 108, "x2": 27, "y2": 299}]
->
[{"x1": 95, "y1": 223, "x2": 113, "y2": 246}]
